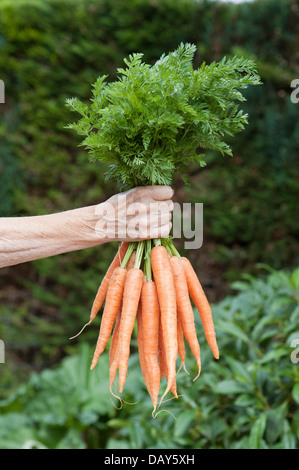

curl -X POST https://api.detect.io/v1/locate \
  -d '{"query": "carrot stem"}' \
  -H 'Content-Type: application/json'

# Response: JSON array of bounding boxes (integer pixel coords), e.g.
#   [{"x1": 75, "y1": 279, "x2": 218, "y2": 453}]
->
[
  {"x1": 161, "y1": 239, "x2": 172, "y2": 257},
  {"x1": 153, "y1": 238, "x2": 162, "y2": 247},
  {"x1": 134, "y1": 241, "x2": 145, "y2": 269},
  {"x1": 168, "y1": 239, "x2": 181, "y2": 258},
  {"x1": 121, "y1": 242, "x2": 136, "y2": 269},
  {"x1": 144, "y1": 239, "x2": 152, "y2": 281}
]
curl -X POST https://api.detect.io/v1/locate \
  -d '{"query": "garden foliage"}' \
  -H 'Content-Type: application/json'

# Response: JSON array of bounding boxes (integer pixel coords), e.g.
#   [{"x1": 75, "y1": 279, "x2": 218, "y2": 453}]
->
[{"x1": 0, "y1": 267, "x2": 298, "y2": 449}]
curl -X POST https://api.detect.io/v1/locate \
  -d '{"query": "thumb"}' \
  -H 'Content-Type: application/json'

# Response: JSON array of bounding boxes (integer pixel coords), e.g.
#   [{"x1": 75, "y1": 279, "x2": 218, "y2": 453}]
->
[{"x1": 134, "y1": 185, "x2": 174, "y2": 201}]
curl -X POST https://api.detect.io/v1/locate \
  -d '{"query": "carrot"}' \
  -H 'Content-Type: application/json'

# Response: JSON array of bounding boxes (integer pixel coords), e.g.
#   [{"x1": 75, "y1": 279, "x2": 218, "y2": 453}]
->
[
  {"x1": 181, "y1": 256, "x2": 219, "y2": 360},
  {"x1": 157, "y1": 317, "x2": 178, "y2": 398},
  {"x1": 90, "y1": 241, "x2": 129, "y2": 322},
  {"x1": 69, "y1": 241, "x2": 129, "y2": 340},
  {"x1": 151, "y1": 245, "x2": 178, "y2": 402},
  {"x1": 137, "y1": 303, "x2": 151, "y2": 395},
  {"x1": 127, "y1": 250, "x2": 136, "y2": 270},
  {"x1": 140, "y1": 280, "x2": 160, "y2": 411},
  {"x1": 109, "y1": 348, "x2": 120, "y2": 398},
  {"x1": 109, "y1": 249, "x2": 136, "y2": 391},
  {"x1": 118, "y1": 267, "x2": 144, "y2": 393},
  {"x1": 108, "y1": 310, "x2": 122, "y2": 399},
  {"x1": 170, "y1": 256, "x2": 201, "y2": 380},
  {"x1": 158, "y1": 317, "x2": 166, "y2": 380},
  {"x1": 90, "y1": 266, "x2": 127, "y2": 370},
  {"x1": 109, "y1": 310, "x2": 121, "y2": 368}
]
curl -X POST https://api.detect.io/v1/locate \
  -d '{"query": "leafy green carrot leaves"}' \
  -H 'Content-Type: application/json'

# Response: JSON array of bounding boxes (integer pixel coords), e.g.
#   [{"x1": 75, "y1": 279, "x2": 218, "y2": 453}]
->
[{"x1": 66, "y1": 43, "x2": 261, "y2": 189}]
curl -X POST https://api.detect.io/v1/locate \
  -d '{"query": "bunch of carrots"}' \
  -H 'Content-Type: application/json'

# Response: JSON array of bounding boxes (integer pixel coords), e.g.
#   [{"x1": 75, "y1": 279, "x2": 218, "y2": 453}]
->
[{"x1": 72, "y1": 237, "x2": 219, "y2": 416}]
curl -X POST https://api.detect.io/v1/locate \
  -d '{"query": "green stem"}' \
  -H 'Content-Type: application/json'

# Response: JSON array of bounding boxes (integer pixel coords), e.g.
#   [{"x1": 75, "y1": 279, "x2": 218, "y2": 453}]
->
[
  {"x1": 168, "y1": 239, "x2": 181, "y2": 258},
  {"x1": 144, "y1": 239, "x2": 152, "y2": 281},
  {"x1": 121, "y1": 242, "x2": 136, "y2": 269},
  {"x1": 161, "y1": 238, "x2": 172, "y2": 257},
  {"x1": 153, "y1": 238, "x2": 162, "y2": 247},
  {"x1": 134, "y1": 241, "x2": 145, "y2": 270}
]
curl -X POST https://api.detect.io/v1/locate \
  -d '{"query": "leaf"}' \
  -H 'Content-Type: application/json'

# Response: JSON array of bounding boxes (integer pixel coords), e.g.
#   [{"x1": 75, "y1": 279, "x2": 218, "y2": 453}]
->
[
  {"x1": 226, "y1": 357, "x2": 252, "y2": 383},
  {"x1": 291, "y1": 384, "x2": 299, "y2": 404},
  {"x1": 230, "y1": 281, "x2": 251, "y2": 292},
  {"x1": 249, "y1": 414, "x2": 267, "y2": 449},
  {"x1": 291, "y1": 268, "x2": 299, "y2": 289},
  {"x1": 215, "y1": 319, "x2": 251, "y2": 344},
  {"x1": 259, "y1": 348, "x2": 287, "y2": 364},
  {"x1": 282, "y1": 432, "x2": 297, "y2": 449},
  {"x1": 174, "y1": 409, "x2": 197, "y2": 438},
  {"x1": 214, "y1": 380, "x2": 252, "y2": 395},
  {"x1": 234, "y1": 394, "x2": 257, "y2": 408}
]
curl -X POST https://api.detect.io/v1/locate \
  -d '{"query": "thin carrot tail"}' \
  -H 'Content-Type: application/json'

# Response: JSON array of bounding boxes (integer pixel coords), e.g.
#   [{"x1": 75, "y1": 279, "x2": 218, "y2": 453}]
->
[
  {"x1": 159, "y1": 378, "x2": 177, "y2": 407},
  {"x1": 90, "y1": 344, "x2": 105, "y2": 370},
  {"x1": 177, "y1": 360, "x2": 189, "y2": 375},
  {"x1": 193, "y1": 357, "x2": 202, "y2": 381},
  {"x1": 69, "y1": 320, "x2": 91, "y2": 340},
  {"x1": 206, "y1": 332, "x2": 220, "y2": 360},
  {"x1": 109, "y1": 355, "x2": 119, "y2": 390}
]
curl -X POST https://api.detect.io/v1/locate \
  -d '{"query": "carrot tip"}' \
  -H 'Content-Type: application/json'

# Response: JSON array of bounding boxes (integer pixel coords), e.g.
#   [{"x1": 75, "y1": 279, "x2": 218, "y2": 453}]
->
[
  {"x1": 192, "y1": 369, "x2": 201, "y2": 382},
  {"x1": 69, "y1": 321, "x2": 91, "y2": 340},
  {"x1": 153, "y1": 408, "x2": 177, "y2": 420},
  {"x1": 182, "y1": 362, "x2": 189, "y2": 375},
  {"x1": 109, "y1": 387, "x2": 123, "y2": 410}
]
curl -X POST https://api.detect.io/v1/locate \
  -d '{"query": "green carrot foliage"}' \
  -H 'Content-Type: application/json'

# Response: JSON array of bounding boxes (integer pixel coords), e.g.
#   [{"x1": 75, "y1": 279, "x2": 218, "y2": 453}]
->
[{"x1": 66, "y1": 43, "x2": 261, "y2": 189}]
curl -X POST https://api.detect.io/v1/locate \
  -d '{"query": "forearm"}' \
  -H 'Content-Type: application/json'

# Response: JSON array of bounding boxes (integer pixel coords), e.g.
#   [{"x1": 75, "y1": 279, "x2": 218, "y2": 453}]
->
[
  {"x1": 0, "y1": 186, "x2": 174, "y2": 269},
  {"x1": 0, "y1": 205, "x2": 101, "y2": 268}
]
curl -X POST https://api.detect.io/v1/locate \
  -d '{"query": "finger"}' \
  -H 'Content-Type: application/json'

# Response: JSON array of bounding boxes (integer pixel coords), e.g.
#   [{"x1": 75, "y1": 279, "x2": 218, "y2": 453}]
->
[
  {"x1": 132, "y1": 185, "x2": 174, "y2": 201},
  {"x1": 147, "y1": 199, "x2": 174, "y2": 215},
  {"x1": 148, "y1": 222, "x2": 172, "y2": 240},
  {"x1": 146, "y1": 211, "x2": 172, "y2": 228},
  {"x1": 127, "y1": 201, "x2": 148, "y2": 216}
]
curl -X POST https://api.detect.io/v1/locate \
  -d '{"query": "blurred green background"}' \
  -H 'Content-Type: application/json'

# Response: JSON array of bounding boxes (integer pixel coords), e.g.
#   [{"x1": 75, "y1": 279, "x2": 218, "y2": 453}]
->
[{"x1": 0, "y1": 0, "x2": 299, "y2": 449}]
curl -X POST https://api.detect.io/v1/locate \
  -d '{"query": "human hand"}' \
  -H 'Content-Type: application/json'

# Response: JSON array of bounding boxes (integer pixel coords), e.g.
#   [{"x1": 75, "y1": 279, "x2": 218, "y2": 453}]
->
[{"x1": 94, "y1": 185, "x2": 174, "y2": 242}]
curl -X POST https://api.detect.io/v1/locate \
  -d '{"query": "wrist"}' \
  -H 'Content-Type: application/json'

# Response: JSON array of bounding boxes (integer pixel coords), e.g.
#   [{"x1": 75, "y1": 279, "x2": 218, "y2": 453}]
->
[{"x1": 62, "y1": 204, "x2": 103, "y2": 248}]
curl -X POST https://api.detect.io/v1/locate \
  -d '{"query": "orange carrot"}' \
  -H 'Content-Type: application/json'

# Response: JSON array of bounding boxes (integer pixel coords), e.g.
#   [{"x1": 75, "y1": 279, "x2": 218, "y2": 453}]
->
[
  {"x1": 137, "y1": 303, "x2": 151, "y2": 395},
  {"x1": 70, "y1": 242, "x2": 129, "y2": 340},
  {"x1": 109, "y1": 310, "x2": 121, "y2": 396},
  {"x1": 170, "y1": 256, "x2": 201, "y2": 379},
  {"x1": 109, "y1": 310, "x2": 121, "y2": 368},
  {"x1": 158, "y1": 317, "x2": 166, "y2": 380},
  {"x1": 118, "y1": 267, "x2": 144, "y2": 393},
  {"x1": 90, "y1": 266, "x2": 127, "y2": 370},
  {"x1": 109, "y1": 250, "x2": 136, "y2": 390},
  {"x1": 157, "y1": 316, "x2": 178, "y2": 398},
  {"x1": 90, "y1": 242, "x2": 129, "y2": 322},
  {"x1": 109, "y1": 349, "x2": 120, "y2": 397},
  {"x1": 127, "y1": 250, "x2": 136, "y2": 271},
  {"x1": 181, "y1": 257, "x2": 219, "y2": 359},
  {"x1": 177, "y1": 313, "x2": 188, "y2": 374},
  {"x1": 140, "y1": 280, "x2": 160, "y2": 411},
  {"x1": 151, "y1": 245, "x2": 178, "y2": 401}
]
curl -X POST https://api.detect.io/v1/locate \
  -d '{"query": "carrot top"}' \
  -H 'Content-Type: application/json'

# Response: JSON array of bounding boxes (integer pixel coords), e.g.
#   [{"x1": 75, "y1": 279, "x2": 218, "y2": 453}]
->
[{"x1": 66, "y1": 43, "x2": 261, "y2": 189}]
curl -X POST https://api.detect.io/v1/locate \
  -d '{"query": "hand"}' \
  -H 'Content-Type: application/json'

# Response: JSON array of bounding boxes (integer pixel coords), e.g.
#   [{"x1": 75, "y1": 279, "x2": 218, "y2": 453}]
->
[{"x1": 94, "y1": 185, "x2": 174, "y2": 242}]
